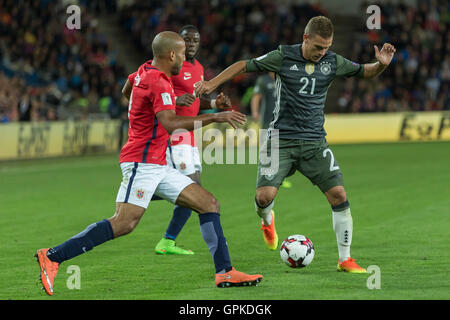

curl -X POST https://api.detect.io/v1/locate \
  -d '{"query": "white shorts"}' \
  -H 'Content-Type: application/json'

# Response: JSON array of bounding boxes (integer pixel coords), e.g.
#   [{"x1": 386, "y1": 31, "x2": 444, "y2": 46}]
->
[
  {"x1": 166, "y1": 144, "x2": 202, "y2": 176},
  {"x1": 116, "y1": 162, "x2": 195, "y2": 209}
]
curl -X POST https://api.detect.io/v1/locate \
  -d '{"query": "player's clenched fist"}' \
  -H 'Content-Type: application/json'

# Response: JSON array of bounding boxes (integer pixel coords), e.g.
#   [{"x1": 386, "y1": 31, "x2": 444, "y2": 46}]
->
[
  {"x1": 214, "y1": 110, "x2": 247, "y2": 129},
  {"x1": 176, "y1": 93, "x2": 196, "y2": 106},
  {"x1": 216, "y1": 92, "x2": 232, "y2": 109}
]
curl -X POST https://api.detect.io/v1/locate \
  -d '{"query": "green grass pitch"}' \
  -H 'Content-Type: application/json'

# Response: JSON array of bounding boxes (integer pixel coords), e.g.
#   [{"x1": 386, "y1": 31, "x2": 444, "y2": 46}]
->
[{"x1": 1, "y1": 141, "x2": 449, "y2": 300}]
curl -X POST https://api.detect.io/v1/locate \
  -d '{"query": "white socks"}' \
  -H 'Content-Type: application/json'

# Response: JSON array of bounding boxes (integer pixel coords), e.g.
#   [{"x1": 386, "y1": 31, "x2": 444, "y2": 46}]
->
[
  {"x1": 255, "y1": 197, "x2": 353, "y2": 261},
  {"x1": 332, "y1": 207, "x2": 353, "y2": 262},
  {"x1": 255, "y1": 198, "x2": 274, "y2": 226}
]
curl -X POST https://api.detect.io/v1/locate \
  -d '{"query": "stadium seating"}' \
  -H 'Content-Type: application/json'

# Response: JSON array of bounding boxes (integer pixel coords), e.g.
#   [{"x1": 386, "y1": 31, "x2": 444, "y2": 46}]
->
[
  {"x1": 0, "y1": 0, "x2": 127, "y2": 122},
  {"x1": 337, "y1": 0, "x2": 449, "y2": 112},
  {"x1": 118, "y1": 0, "x2": 327, "y2": 111},
  {"x1": 0, "y1": 0, "x2": 448, "y2": 123}
]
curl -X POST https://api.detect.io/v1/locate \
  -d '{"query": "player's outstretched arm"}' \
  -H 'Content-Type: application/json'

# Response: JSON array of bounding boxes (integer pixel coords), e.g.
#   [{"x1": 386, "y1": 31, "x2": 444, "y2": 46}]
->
[
  {"x1": 363, "y1": 43, "x2": 396, "y2": 79},
  {"x1": 194, "y1": 61, "x2": 247, "y2": 96},
  {"x1": 156, "y1": 109, "x2": 246, "y2": 133}
]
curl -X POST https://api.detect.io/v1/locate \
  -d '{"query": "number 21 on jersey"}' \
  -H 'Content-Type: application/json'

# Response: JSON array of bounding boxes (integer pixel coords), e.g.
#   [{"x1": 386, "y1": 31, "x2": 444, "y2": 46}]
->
[{"x1": 299, "y1": 77, "x2": 316, "y2": 95}]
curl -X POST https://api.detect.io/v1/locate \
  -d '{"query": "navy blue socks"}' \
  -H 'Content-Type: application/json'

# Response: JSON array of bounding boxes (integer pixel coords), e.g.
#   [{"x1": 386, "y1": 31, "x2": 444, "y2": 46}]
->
[
  {"x1": 164, "y1": 205, "x2": 192, "y2": 240},
  {"x1": 199, "y1": 212, "x2": 232, "y2": 273},
  {"x1": 47, "y1": 219, "x2": 114, "y2": 264},
  {"x1": 46, "y1": 213, "x2": 232, "y2": 275}
]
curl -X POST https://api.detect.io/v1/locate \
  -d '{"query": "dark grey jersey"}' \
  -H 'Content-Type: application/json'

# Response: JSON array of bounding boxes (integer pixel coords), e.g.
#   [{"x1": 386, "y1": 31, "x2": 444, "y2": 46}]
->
[{"x1": 246, "y1": 44, "x2": 364, "y2": 140}]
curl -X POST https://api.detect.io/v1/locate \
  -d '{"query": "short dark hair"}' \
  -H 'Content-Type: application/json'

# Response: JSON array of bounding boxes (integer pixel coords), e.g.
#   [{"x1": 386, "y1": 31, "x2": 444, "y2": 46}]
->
[
  {"x1": 179, "y1": 24, "x2": 199, "y2": 35},
  {"x1": 304, "y1": 16, "x2": 334, "y2": 39}
]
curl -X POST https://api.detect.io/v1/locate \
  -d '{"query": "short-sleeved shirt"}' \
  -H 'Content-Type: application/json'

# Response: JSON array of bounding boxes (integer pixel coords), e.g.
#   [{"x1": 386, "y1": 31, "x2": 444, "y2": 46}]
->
[
  {"x1": 253, "y1": 74, "x2": 276, "y2": 129},
  {"x1": 170, "y1": 59, "x2": 204, "y2": 147},
  {"x1": 245, "y1": 44, "x2": 364, "y2": 140},
  {"x1": 120, "y1": 61, "x2": 176, "y2": 165}
]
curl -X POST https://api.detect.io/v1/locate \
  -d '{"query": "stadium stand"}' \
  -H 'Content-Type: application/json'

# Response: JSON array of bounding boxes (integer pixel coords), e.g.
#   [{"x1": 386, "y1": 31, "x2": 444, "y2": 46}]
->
[
  {"x1": 0, "y1": 0, "x2": 448, "y2": 124},
  {"x1": 118, "y1": 0, "x2": 328, "y2": 111},
  {"x1": 0, "y1": 0, "x2": 127, "y2": 123},
  {"x1": 337, "y1": 0, "x2": 449, "y2": 112}
]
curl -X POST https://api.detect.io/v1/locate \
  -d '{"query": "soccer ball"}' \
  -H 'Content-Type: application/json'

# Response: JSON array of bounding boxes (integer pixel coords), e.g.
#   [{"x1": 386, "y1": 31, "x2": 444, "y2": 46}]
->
[{"x1": 280, "y1": 234, "x2": 315, "y2": 268}]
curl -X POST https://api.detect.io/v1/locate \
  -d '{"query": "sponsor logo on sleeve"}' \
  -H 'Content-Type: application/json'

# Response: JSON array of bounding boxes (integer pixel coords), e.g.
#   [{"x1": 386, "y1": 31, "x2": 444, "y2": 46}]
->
[{"x1": 161, "y1": 93, "x2": 173, "y2": 105}]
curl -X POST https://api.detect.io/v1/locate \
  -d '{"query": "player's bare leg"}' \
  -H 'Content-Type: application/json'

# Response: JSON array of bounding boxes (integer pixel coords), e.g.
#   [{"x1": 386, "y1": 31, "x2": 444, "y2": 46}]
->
[
  {"x1": 176, "y1": 183, "x2": 263, "y2": 287},
  {"x1": 324, "y1": 185, "x2": 366, "y2": 273},
  {"x1": 155, "y1": 171, "x2": 201, "y2": 255},
  {"x1": 108, "y1": 202, "x2": 146, "y2": 238},
  {"x1": 175, "y1": 182, "x2": 218, "y2": 213},
  {"x1": 188, "y1": 171, "x2": 201, "y2": 185},
  {"x1": 255, "y1": 186, "x2": 279, "y2": 250}
]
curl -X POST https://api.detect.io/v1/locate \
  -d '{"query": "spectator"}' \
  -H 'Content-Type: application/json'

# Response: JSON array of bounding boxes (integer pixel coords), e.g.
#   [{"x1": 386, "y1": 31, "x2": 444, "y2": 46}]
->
[
  {"x1": 0, "y1": 0, "x2": 126, "y2": 122},
  {"x1": 339, "y1": 0, "x2": 449, "y2": 112},
  {"x1": 118, "y1": 0, "x2": 327, "y2": 114}
]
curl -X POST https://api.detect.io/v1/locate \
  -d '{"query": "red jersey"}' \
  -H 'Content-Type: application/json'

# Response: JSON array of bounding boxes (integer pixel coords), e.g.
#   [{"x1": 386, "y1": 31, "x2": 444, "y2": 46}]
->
[
  {"x1": 170, "y1": 59, "x2": 204, "y2": 146},
  {"x1": 120, "y1": 61, "x2": 175, "y2": 165}
]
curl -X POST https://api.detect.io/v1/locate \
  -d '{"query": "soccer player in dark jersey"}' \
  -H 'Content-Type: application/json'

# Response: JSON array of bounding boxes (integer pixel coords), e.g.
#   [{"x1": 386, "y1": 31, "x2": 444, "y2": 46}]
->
[
  {"x1": 195, "y1": 16, "x2": 396, "y2": 273},
  {"x1": 35, "y1": 31, "x2": 262, "y2": 296},
  {"x1": 251, "y1": 72, "x2": 293, "y2": 189},
  {"x1": 251, "y1": 72, "x2": 276, "y2": 130}
]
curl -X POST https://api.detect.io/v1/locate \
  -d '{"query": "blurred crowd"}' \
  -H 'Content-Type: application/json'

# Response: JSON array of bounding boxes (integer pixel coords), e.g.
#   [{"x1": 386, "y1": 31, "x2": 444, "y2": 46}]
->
[
  {"x1": 0, "y1": 0, "x2": 448, "y2": 124},
  {"x1": 119, "y1": 0, "x2": 327, "y2": 111},
  {"x1": 0, "y1": 0, "x2": 127, "y2": 123},
  {"x1": 337, "y1": 0, "x2": 449, "y2": 112}
]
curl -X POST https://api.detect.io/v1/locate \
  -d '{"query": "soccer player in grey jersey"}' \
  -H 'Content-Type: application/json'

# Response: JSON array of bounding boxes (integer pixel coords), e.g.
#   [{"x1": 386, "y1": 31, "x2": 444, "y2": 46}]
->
[{"x1": 195, "y1": 16, "x2": 395, "y2": 273}]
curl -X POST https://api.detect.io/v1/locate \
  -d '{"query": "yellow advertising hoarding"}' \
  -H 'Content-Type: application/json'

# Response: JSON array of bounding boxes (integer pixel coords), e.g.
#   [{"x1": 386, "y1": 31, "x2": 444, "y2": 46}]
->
[
  {"x1": 1, "y1": 112, "x2": 449, "y2": 161},
  {"x1": 0, "y1": 120, "x2": 122, "y2": 161},
  {"x1": 198, "y1": 111, "x2": 450, "y2": 147},
  {"x1": 324, "y1": 111, "x2": 450, "y2": 144}
]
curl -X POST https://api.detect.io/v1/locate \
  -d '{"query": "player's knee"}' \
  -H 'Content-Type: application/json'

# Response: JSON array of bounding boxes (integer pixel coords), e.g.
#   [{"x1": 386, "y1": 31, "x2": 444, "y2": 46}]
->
[
  {"x1": 327, "y1": 186, "x2": 347, "y2": 207},
  {"x1": 201, "y1": 195, "x2": 219, "y2": 213},
  {"x1": 255, "y1": 186, "x2": 278, "y2": 208},
  {"x1": 335, "y1": 189, "x2": 347, "y2": 204},
  {"x1": 210, "y1": 196, "x2": 220, "y2": 213},
  {"x1": 255, "y1": 190, "x2": 276, "y2": 208}
]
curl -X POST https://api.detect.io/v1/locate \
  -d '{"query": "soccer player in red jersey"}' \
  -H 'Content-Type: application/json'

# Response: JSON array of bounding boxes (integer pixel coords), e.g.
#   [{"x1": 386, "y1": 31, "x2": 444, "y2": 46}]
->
[
  {"x1": 124, "y1": 25, "x2": 232, "y2": 255},
  {"x1": 35, "y1": 31, "x2": 262, "y2": 295}
]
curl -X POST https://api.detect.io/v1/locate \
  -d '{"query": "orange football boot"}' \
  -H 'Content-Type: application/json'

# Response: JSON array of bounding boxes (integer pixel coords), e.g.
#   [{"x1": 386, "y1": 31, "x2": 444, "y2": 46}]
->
[
  {"x1": 35, "y1": 248, "x2": 60, "y2": 295},
  {"x1": 260, "y1": 210, "x2": 278, "y2": 250},
  {"x1": 337, "y1": 257, "x2": 367, "y2": 273},
  {"x1": 215, "y1": 267, "x2": 263, "y2": 288}
]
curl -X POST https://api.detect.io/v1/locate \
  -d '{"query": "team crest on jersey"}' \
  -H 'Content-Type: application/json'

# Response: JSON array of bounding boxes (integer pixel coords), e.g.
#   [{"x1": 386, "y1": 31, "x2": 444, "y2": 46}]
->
[
  {"x1": 179, "y1": 162, "x2": 187, "y2": 171},
  {"x1": 320, "y1": 61, "x2": 332, "y2": 75},
  {"x1": 136, "y1": 189, "x2": 145, "y2": 199},
  {"x1": 305, "y1": 63, "x2": 315, "y2": 75}
]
